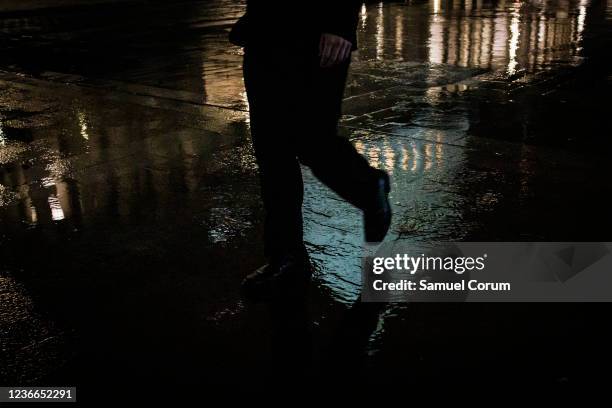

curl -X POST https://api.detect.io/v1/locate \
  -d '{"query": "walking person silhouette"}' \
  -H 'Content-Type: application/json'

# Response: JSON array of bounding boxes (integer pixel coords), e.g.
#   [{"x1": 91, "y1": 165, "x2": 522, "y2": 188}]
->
[{"x1": 230, "y1": 1, "x2": 391, "y2": 297}]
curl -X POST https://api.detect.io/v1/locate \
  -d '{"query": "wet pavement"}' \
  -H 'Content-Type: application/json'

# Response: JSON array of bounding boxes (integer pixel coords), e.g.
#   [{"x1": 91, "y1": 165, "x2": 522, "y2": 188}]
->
[{"x1": 1, "y1": 0, "x2": 612, "y2": 393}]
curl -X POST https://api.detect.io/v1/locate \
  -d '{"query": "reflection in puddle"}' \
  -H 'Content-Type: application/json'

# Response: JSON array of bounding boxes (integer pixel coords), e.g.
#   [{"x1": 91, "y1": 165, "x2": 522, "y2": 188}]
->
[
  {"x1": 48, "y1": 195, "x2": 65, "y2": 221},
  {"x1": 359, "y1": 0, "x2": 591, "y2": 73},
  {"x1": 0, "y1": 274, "x2": 65, "y2": 382},
  {"x1": 304, "y1": 0, "x2": 604, "y2": 302},
  {"x1": 306, "y1": 128, "x2": 464, "y2": 301},
  {"x1": 0, "y1": 120, "x2": 6, "y2": 147},
  {"x1": 77, "y1": 110, "x2": 90, "y2": 141},
  {"x1": 354, "y1": 134, "x2": 447, "y2": 175},
  {"x1": 0, "y1": 0, "x2": 607, "y2": 302},
  {"x1": 0, "y1": 0, "x2": 609, "y2": 383},
  {"x1": 0, "y1": 0, "x2": 599, "y2": 231}
]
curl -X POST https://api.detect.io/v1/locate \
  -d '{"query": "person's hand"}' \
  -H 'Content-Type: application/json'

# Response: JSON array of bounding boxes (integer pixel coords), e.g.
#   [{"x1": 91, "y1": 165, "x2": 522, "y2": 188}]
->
[{"x1": 319, "y1": 33, "x2": 352, "y2": 68}]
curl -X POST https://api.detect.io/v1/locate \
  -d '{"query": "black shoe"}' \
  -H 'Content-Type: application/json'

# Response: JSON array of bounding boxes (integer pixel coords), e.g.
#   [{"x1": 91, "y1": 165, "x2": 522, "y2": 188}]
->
[
  {"x1": 242, "y1": 252, "x2": 312, "y2": 300},
  {"x1": 364, "y1": 171, "x2": 392, "y2": 243}
]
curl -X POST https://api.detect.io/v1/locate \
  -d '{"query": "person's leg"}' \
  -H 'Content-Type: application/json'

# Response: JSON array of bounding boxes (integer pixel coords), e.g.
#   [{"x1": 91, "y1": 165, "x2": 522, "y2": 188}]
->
[
  {"x1": 241, "y1": 47, "x2": 313, "y2": 297},
  {"x1": 242, "y1": 47, "x2": 306, "y2": 260},
  {"x1": 297, "y1": 54, "x2": 385, "y2": 212},
  {"x1": 241, "y1": 43, "x2": 390, "y2": 297}
]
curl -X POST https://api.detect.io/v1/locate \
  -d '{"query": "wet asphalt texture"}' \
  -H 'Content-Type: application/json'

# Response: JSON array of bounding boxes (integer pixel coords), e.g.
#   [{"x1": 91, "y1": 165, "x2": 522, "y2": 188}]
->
[{"x1": 1, "y1": 0, "x2": 612, "y2": 395}]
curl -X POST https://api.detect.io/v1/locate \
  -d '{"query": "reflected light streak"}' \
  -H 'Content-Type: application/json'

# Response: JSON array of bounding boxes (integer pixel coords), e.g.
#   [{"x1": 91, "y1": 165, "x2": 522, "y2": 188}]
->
[
  {"x1": 48, "y1": 195, "x2": 65, "y2": 221},
  {"x1": 529, "y1": 18, "x2": 538, "y2": 68},
  {"x1": 383, "y1": 140, "x2": 395, "y2": 174},
  {"x1": 546, "y1": 17, "x2": 555, "y2": 54},
  {"x1": 41, "y1": 177, "x2": 55, "y2": 188},
  {"x1": 448, "y1": 21, "x2": 458, "y2": 65},
  {"x1": 395, "y1": 13, "x2": 403, "y2": 58},
  {"x1": 470, "y1": 19, "x2": 482, "y2": 67},
  {"x1": 435, "y1": 134, "x2": 444, "y2": 165},
  {"x1": 480, "y1": 18, "x2": 492, "y2": 66},
  {"x1": 460, "y1": 21, "x2": 470, "y2": 66},
  {"x1": 507, "y1": 9, "x2": 521, "y2": 75},
  {"x1": 537, "y1": 15, "x2": 547, "y2": 65},
  {"x1": 424, "y1": 143, "x2": 433, "y2": 171},
  {"x1": 369, "y1": 145, "x2": 381, "y2": 169},
  {"x1": 77, "y1": 111, "x2": 89, "y2": 141},
  {"x1": 432, "y1": 0, "x2": 441, "y2": 14},
  {"x1": 425, "y1": 86, "x2": 442, "y2": 104},
  {"x1": 241, "y1": 89, "x2": 250, "y2": 126},
  {"x1": 28, "y1": 205, "x2": 38, "y2": 224},
  {"x1": 429, "y1": 14, "x2": 444, "y2": 64},
  {"x1": 491, "y1": 14, "x2": 506, "y2": 66},
  {"x1": 411, "y1": 144, "x2": 419, "y2": 172},
  {"x1": 0, "y1": 120, "x2": 5, "y2": 146},
  {"x1": 361, "y1": 2, "x2": 367, "y2": 29},
  {"x1": 354, "y1": 140, "x2": 365, "y2": 155},
  {"x1": 576, "y1": 0, "x2": 588, "y2": 42},
  {"x1": 376, "y1": 2, "x2": 384, "y2": 60},
  {"x1": 400, "y1": 145, "x2": 409, "y2": 171}
]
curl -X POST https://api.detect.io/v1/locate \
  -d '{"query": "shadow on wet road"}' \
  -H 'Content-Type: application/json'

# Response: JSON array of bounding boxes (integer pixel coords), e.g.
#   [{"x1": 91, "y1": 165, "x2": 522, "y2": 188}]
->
[{"x1": 1, "y1": 0, "x2": 612, "y2": 391}]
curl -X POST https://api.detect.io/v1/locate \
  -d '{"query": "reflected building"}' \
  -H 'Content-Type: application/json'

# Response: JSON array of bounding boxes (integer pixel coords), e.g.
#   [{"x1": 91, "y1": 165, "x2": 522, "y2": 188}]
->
[
  {"x1": 0, "y1": 1, "x2": 251, "y2": 231},
  {"x1": 0, "y1": 94, "x2": 248, "y2": 230},
  {"x1": 345, "y1": 0, "x2": 601, "y2": 246},
  {"x1": 0, "y1": 0, "x2": 603, "y2": 237},
  {"x1": 358, "y1": 0, "x2": 591, "y2": 73}
]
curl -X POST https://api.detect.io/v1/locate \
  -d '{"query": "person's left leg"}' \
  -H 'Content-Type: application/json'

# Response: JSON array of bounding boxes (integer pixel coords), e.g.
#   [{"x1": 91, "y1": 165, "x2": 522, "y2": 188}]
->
[
  {"x1": 241, "y1": 46, "x2": 312, "y2": 298},
  {"x1": 242, "y1": 47, "x2": 308, "y2": 259}
]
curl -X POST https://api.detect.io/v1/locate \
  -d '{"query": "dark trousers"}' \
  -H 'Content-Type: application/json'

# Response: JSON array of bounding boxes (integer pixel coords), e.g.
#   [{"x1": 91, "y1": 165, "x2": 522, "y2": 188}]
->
[{"x1": 243, "y1": 42, "x2": 379, "y2": 258}]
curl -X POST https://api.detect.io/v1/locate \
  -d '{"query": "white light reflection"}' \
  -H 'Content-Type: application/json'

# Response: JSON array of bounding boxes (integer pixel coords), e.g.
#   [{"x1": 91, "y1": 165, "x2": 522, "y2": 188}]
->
[
  {"x1": 41, "y1": 177, "x2": 56, "y2": 188},
  {"x1": 507, "y1": 8, "x2": 521, "y2": 75},
  {"x1": 376, "y1": 2, "x2": 384, "y2": 60},
  {"x1": 28, "y1": 205, "x2": 38, "y2": 224},
  {"x1": 48, "y1": 195, "x2": 65, "y2": 221},
  {"x1": 0, "y1": 120, "x2": 5, "y2": 147},
  {"x1": 537, "y1": 13, "x2": 547, "y2": 66},
  {"x1": 411, "y1": 144, "x2": 419, "y2": 172},
  {"x1": 429, "y1": 11, "x2": 444, "y2": 64},
  {"x1": 400, "y1": 144, "x2": 409, "y2": 171},
  {"x1": 480, "y1": 18, "x2": 492, "y2": 67},
  {"x1": 361, "y1": 2, "x2": 367, "y2": 29},
  {"x1": 241, "y1": 88, "x2": 250, "y2": 127},
  {"x1": 354, "y1": 139, "x2": 365, "y2": 155},
  {"x1": 432, "y1": 0, "x2": 441, "y2": 14},
  {"x1": 77, "y1": 111, "x2": 89, "y2": 141},
  {"x1": 460, "y1": 20, "x2": 470, "y2": 66},
  {"x1": 576, "y1": 0, "x2": 588, "y2": 42},
  {"x1": 383, "y1": 139, "x2": 395, "y2": 174},
  {"x1": 395, "y1": 13, "x2": 403, "y2": 58}
]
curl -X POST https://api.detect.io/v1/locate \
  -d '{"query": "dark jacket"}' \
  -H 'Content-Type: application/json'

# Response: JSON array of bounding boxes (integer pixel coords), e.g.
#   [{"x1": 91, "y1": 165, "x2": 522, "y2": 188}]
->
[{"x1": 229, "y1": 1, "x2": 362, "y2": 50}]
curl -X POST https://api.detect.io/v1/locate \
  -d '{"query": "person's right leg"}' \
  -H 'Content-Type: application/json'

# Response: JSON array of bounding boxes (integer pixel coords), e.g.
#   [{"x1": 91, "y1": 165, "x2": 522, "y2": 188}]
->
[{"x1": 296, "y1": 51, "x2": 391, "y2": 241}]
